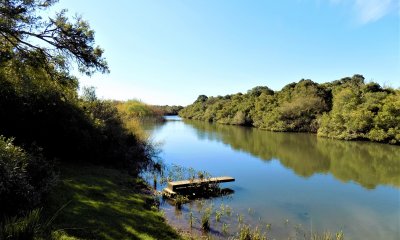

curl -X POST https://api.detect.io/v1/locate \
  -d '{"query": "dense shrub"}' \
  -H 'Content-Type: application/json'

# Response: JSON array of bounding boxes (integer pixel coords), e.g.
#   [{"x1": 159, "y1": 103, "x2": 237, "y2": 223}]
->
[
  {"x1": 0, "y1": 62, "x2": 155, "y2": 174},
  {"x1": 81, "y1": 96, "x2": 156, "y2": 172},
  {"x1": 0, "y1": 136, "x2": 57, "y2": 218},
  {"x1": 115, "y1": 99, "x2": 163, "y2": 120},
  {"x1": 318, "y1": 76, "x2": 400, "y2": 144},
  {"x1": 180, "y1": 79, "x2": 329, "y2": 132}
]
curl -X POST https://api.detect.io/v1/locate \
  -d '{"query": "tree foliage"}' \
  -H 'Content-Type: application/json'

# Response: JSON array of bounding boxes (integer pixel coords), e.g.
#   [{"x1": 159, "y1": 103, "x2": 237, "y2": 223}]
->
[
  {"x1": 0, "y1": 0, "x2": 108, "y2": 75},
  {"x1": 0, "y1": 55, "x2": 154, "y2": 171},
  {"x1": 318, "y1": 75, "x2": 400, "y2": 144},
  {"x1": 0, "y1": 1, "x2": 155, "y2": 222},
  {"x1": 180, "y1": 75, "x2": 399, "y2": 144},
  {"x1": 115, "y1": 99, "x2": 163, "y2": 120}
]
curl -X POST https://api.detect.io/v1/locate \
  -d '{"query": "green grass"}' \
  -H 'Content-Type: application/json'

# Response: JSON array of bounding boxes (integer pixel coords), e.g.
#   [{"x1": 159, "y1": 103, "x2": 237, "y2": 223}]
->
[{"x1": 43, "y1": 164, "x2": 181, "y2": 240}]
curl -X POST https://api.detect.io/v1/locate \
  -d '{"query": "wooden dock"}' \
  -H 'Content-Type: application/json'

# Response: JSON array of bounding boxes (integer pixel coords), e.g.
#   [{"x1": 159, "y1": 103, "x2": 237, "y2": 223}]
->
[{"x1": 162, "y1": 176, "x2": 235, "y2": 197}]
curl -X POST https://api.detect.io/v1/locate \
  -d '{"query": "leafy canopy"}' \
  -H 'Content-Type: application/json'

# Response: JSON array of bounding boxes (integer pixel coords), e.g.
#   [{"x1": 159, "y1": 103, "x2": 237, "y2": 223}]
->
[
  {"x1": 0, "y1": 0, "x2": 108, "y2": 75},
  {"x1": 179, "y1": 75, "x2": 400, "y2": 144}
]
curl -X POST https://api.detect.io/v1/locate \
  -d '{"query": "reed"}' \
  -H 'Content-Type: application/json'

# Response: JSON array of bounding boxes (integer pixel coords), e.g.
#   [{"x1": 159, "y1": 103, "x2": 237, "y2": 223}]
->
[
  {"x1": 222, "y1": 223, "x2": 229, "y2": 235},
  {"x1": 237, "y1": 214, "x2": 244, "y2": 224},
  {"x1": 174, "y1": 195, "x2": 187, "y2": 210},
  {"x1": 237, "y1": 224, "x2": 267, "y2": 240},
  {"x1": 201, "y1": 206, "x2": 212, "y2": 231},
  {"x1": 226, "y1": 205, "x2": 233, "y2": 216},
  {"x1": 215, "y1": 210, "x2": 222, "y2": 222},
  {"x1": 188, "y1": 211, "x2": 194, "y2": 228}
]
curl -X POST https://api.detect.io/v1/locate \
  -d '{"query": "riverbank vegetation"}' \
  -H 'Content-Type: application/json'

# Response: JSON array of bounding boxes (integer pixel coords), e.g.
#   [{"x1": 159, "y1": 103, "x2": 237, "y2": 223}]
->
[
  {"x1": 153, "y1": 105, "x2": 184, "y2": 116},
  {"x1": 179, "y1": 75, "x2": 400, "y2": 144},
  {"x1": 0, "y1": 1, "x2": 166, "y2": 239},
  {"x1": 115, "y1": 99, "x2": 164, "y2": 121},
  {"x1": 113, "y1": 101, "x2": 184, "y2": 140},
  {"x1": 115, "y1": 101, "x2": 183, "y2": 122},
  {"x1": 114, "y1": 99, "x2": 165, "y2": 140},
  {"x1": 0, "y1": 1, "x2": 389, "y2": 239}
]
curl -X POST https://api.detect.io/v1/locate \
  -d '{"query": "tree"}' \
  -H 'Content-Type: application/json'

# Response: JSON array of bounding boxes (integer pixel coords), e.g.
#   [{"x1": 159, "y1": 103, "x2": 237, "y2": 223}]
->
[
  {"x1": 179, "y1": 75, "x2": 399, "y2": 144},
  {"x1": 0, "y1": 0, "x2": 108, "y2": 75},
  {"x1": 196, "y1": 95, "x2": 208, "y2": 102},
  {"x1": 247, "y1": 86, "x2": 274, "y2": 97}
]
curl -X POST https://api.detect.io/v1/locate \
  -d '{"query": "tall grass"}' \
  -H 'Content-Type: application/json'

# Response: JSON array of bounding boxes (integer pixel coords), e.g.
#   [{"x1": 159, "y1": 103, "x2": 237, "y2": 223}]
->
[
  {"x1": 0, "y1": 209, "x2": 41, "y2": 240},
  {"x1": 174, "y1": 195, "x2": 188, "y2": 210},
  {"x1": 201, "y1": 207, "x2": 212, "y2": 231},
  {"x1": 237, "y1": 225, "x2": 266, "y2": 240},
  {"x1": 311, "y1": 231, "x2": 344, "y2": 240}
]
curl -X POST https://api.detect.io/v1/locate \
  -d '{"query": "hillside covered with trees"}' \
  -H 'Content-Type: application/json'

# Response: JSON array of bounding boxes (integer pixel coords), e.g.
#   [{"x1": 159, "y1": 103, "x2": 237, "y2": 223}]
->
[{"x1": 179, "y1": 75, "x2": 400, "y2": 144}]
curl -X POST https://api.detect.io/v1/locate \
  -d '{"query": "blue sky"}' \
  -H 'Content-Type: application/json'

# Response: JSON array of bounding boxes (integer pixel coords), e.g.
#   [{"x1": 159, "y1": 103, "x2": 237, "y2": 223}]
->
[{"x1": 51, "y1": 0, "x2": 399, "y2": 105}]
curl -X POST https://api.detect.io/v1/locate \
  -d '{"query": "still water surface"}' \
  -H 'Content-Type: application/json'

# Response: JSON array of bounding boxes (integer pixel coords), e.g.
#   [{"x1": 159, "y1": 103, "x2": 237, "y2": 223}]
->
[{"x1": 147, "y1": 116, "x2": 400, "y2": 239}]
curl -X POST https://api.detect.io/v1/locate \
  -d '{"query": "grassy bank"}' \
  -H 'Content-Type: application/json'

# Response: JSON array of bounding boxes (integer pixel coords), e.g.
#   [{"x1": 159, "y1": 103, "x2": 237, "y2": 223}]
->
[{"x1": 43, "y1": 164, "x2": 181, "y2": 240}]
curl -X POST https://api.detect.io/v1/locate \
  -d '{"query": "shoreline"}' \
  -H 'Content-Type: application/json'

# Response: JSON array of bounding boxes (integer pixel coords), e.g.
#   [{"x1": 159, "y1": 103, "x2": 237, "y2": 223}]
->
[
  {"x1": 43, "y1": 164, "x2": 182, "y2": 240},
  {"x1": 178, "y1": 116, "x2": 399, "y2": 145}
]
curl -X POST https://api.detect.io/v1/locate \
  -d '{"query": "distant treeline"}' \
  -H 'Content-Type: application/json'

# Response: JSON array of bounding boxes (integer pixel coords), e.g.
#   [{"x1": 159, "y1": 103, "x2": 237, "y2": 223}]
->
[
  {"x1": 115, "y1": 101, "x2": 183, "y2": 119},
  {"x1": 152, "y1": 105, "x2": 184, "y2": 116},
  {"x1": 115, "y1": 100, "x2": 164, "y2": 120},
  {"x1": 114, "y1": 101, "x2": 183, "y2": 127},
  {"x1": 179, "y1": 75, "x2": 400, "y2": 144}
]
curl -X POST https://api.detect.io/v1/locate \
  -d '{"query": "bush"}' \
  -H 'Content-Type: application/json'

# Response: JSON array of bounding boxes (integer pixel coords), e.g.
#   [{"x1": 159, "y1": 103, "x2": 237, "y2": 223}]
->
[
  {"x1": 0, "y1": 136, "x2": 57, "y2": 218},
  {"x1": 0, "y1": 64, "x2": 156, "y2": 175},
  {"x1": 80, "y1": 96, "x2": 156, "y2": 174}
]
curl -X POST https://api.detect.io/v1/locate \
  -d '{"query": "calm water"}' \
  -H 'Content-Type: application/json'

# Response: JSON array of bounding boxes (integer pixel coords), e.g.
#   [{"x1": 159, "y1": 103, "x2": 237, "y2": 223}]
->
[{"x1": 147, "y1": 116, "x2": 400, "y2": 240}]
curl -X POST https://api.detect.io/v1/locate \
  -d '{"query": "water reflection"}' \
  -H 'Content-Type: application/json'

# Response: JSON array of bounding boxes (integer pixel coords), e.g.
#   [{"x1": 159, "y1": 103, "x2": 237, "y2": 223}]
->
[
  {"x1": 182, "y1": 120, "x2": 400, "y2": 189},
  {"x1": 148, "y1": 118, "x2": 400, "y2": 240}
]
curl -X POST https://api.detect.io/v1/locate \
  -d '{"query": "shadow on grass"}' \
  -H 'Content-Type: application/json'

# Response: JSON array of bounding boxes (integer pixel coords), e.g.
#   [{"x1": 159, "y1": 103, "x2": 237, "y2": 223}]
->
[{"x1": 44, "y1": 164, "x2": 181, "y2": 240}]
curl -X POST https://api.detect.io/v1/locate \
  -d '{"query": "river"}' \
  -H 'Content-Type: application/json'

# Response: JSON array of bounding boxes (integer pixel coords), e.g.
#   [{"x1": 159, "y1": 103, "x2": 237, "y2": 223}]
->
[{"x1": 146, "y1": 116, "x2": 400, "y2": 239}]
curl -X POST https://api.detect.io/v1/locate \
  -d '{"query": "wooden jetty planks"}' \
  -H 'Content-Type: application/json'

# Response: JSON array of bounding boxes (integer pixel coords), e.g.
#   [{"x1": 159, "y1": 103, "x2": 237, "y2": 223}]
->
[
  {"x1": 167, "y1": 176, "x2": 235, "y2": 191},
  {"x1": 162, "y1": 187, "x2": 177, "y2": 197}
]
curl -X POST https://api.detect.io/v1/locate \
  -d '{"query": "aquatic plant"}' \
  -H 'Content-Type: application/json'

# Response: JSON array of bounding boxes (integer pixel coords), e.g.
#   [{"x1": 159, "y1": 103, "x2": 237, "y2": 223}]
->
[
  {"x1": 174, "y1": 195, "x2": 188, "y2": 210},
  {"x1": 201, "y1": 207, "x2": 212, "y2": 231},
  {"x1": 188, "y1": 211, "x2": 194, "y2": 228},
  {"x1": 222, "y1": 223, "x2": 229, "y2": 235},
  {"x1": 265, "y1": 223, "x2": 271, "y2": 231},
  {"x1": 284, "y1": 219, "x2": 289, "y2": 225},
  {"x1": 198, "y1": 171, "x2": 204, "y2": 180},
  {"x1": 219, "y1": 204, "x2": 226, "y2": 215},
  {"x1": 215, "y1": 210, "x2": 222, "y2": 222},
  {"x1": 153, "y1": 174, "x2": 157, "y2": 189},
  {"x1": 237, "y1": 214, "x2": 244, "y2": 224},
  {"x1": 226, "y1": 205, "x2": 233, "y2": 216},
  {"x1": 237, "y1": 224, "x2": 267, "y2": 240},
  {"x1": 336, "y1": 231, "x2": 344, "y2": 240},
  {"x1": 238, "y1": 224, "x2": 251, "y2": 240},
  {"x1": 188, "y1": 167, "x2": 196, "y2": 181},
  {"x1": 295, "y1": 224, "x2": 345, "y2": 240},
  {"x1": 310, "y1": 231, "x2": 344, "y2": 240},
  {"x1": 248, "y1": 208, "x2": 254, "y2": 215}
]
